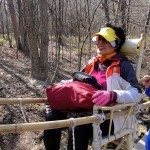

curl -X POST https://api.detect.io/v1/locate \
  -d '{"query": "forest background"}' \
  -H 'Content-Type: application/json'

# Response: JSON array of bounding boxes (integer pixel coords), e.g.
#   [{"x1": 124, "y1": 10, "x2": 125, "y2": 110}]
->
[{"x1": 0, "y1": 0, "x2": 150, "y2": 149}]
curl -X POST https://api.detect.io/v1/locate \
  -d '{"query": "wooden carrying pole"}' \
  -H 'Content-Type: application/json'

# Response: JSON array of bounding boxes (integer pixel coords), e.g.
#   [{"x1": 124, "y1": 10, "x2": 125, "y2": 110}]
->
[
  {"x1": 0, "y1": 101, "x2": 150, "y2": 134},
  {"x1": 1, "y1": 97, "x2": 150, "y2": 109},
  {"x1": 0, "y1": 116, "x2": 100, "y2": 134},
  {"x1": 0, "y1": 98, "x2": 48, "y2": 104}
]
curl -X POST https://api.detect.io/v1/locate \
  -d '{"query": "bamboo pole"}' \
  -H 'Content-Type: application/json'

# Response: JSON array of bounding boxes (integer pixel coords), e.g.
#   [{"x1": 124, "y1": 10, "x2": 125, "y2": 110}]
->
[
  {"x1": 0, "y1": 98, "x2": 47, "y2": 104},
  {"x1": 0, "y1": 116, "x2": 100, "y2": 133},
  {"x1": 101, "y1": 129, "x2": 133, "y2": 146},
  {"x1": 0, "y1": 100, "x2": 150, "y2": 134},
  {"x1": 140, "y1": 101, "x2": 150, "y2": 109},
  {"x1": 1, "y1": 97, "x2": 150, "y2": 109},
  {"x1": 0, "y1": 101, "x2": 147, "y2": 134}
]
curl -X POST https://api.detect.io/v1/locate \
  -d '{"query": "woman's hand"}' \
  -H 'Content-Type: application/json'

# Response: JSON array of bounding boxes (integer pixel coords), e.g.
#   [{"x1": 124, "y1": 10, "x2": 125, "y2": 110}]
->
[
  {"x1": 92, "y1": 90, "x2": 117, "y2": 106},
  {"x1": 140, "y1": 75, "x2": 150, "y2": 88}
]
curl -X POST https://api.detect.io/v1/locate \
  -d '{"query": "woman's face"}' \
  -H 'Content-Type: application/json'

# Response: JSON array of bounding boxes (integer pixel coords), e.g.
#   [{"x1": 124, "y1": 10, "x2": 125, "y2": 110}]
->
[{"x1": 94, "y1": 36, "x2": 116, "y2": 55}]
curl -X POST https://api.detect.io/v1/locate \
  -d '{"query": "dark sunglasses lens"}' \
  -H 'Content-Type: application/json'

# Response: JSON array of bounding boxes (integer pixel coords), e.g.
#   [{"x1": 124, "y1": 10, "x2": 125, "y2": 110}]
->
[{"x1": 92, "y1": 36, "x2": 108, "y2": 43}]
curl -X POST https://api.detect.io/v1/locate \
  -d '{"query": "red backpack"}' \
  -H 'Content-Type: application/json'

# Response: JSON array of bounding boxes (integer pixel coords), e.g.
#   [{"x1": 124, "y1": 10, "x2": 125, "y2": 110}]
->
[{"x1": 46, "y1": 81, "x2": 99, "y2": 111}]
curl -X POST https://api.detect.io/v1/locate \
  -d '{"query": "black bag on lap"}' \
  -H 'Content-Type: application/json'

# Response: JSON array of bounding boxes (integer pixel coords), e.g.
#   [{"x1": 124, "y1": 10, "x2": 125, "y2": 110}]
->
[{"x1": 72, "y1": 71, "x2": 103, "y2": 90}]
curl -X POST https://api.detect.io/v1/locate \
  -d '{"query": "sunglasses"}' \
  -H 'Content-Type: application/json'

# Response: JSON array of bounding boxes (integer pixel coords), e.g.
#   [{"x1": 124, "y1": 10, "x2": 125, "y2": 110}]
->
[{"x1": 92, "y1": 36, "x2": 108, "y2": 44}]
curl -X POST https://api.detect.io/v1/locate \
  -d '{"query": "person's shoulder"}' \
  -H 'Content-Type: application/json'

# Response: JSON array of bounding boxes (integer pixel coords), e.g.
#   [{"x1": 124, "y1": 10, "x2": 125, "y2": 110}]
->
[
  {"x1": 113, "y1": 54, "x2": 131, "y2": 65},
  {"x1": 120, "y1": 58, "x2": 133, "y2": 68},
  {"x1": 119, "y1": 57, "x2": 135, "y2": 75}
]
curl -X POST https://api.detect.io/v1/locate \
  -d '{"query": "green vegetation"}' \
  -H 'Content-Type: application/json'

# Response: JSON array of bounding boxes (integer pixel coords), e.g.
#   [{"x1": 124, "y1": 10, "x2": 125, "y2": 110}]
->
[
  {"x1": 0, "y1": 38, "x2": 6, "y2": 46},
  {"x1": 12, "y1": 38, "x2": 16, "y2": 47}
]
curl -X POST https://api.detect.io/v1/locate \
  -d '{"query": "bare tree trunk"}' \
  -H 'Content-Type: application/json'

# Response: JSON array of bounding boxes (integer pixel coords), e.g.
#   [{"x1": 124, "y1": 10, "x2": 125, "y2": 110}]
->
[
  {"x1": 0, "y1": 3, "x2": 5, "y2": 39},
  {"x1": 74, "y1": 0, "x2": 81, "y2": 70},
  {"x1": 102, "y1": 0, "x2": 110, "y2": 23},
  {"x1": 78, "y1": 1, "x2": 102, "y2": 70},
  {"x1": 4, "y1": 0, "x2": 12, "y2": 48},
  {"x1": 126, "y1": 0, "x2": 131, "y2": 34},
  {"x1": 17, "y1": 0, "x2": 29, "y2": 54},
  {"x1": 39, "y1": 0, "x2": 49, "y2": 80},
  {"x1": 114, "y1": 1, "x2": 119, "y2": 24},
  {"x1": 68, "y1": 0, "x2": 72, "y2": 67},
  {"x1": 120, "y1": 0, "x2": 127, "y2": 33},
  {"x1": 50, "y1": 0, "x2": 63, "y2": 84},
  {"x1": 26, "y1": 0, "x2": 49, "y2": 80},
  {"x1": 144, "y1": 6, "x2": 150, "y2": 35},
  {"x1": 144, "y1": 6, "x2": 150, "y2": 49},
  {"x1": 26, "y1": 0, "x2": 39, "y2": 78},
  {"x1": 7, "y1": 0, "x2": 22, "y2": 55},
  {"x1": 86, "y1": 0, "x2": 92, "y2": 59}
]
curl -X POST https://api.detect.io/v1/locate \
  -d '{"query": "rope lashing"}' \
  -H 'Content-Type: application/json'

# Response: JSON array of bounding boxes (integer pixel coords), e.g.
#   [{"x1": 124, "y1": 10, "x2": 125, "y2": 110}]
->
[
  {"x1": 69, "y1": 117, "x2": 76, "y2": 150},
  {"x1": 18, "y1": 98, "x2": 27, "y2": 123},
  {"x1": 135, "y1": 103, "x2": 141, "y2": 112},
  {"x1": 92, "y1": 113, "x2": 106, "y2": 150},
  {"x1": 93, "y1": 113, "x2": 106, "y2": 122},
  {"x1": 18, "y1": 98, "x2": 36, "y2": 150}
]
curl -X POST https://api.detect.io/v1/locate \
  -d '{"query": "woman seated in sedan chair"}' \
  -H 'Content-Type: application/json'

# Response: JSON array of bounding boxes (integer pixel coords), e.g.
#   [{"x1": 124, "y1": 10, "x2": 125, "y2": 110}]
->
[{"x1": 44, "y1": 23, "x2": 142, "y2": 150}]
